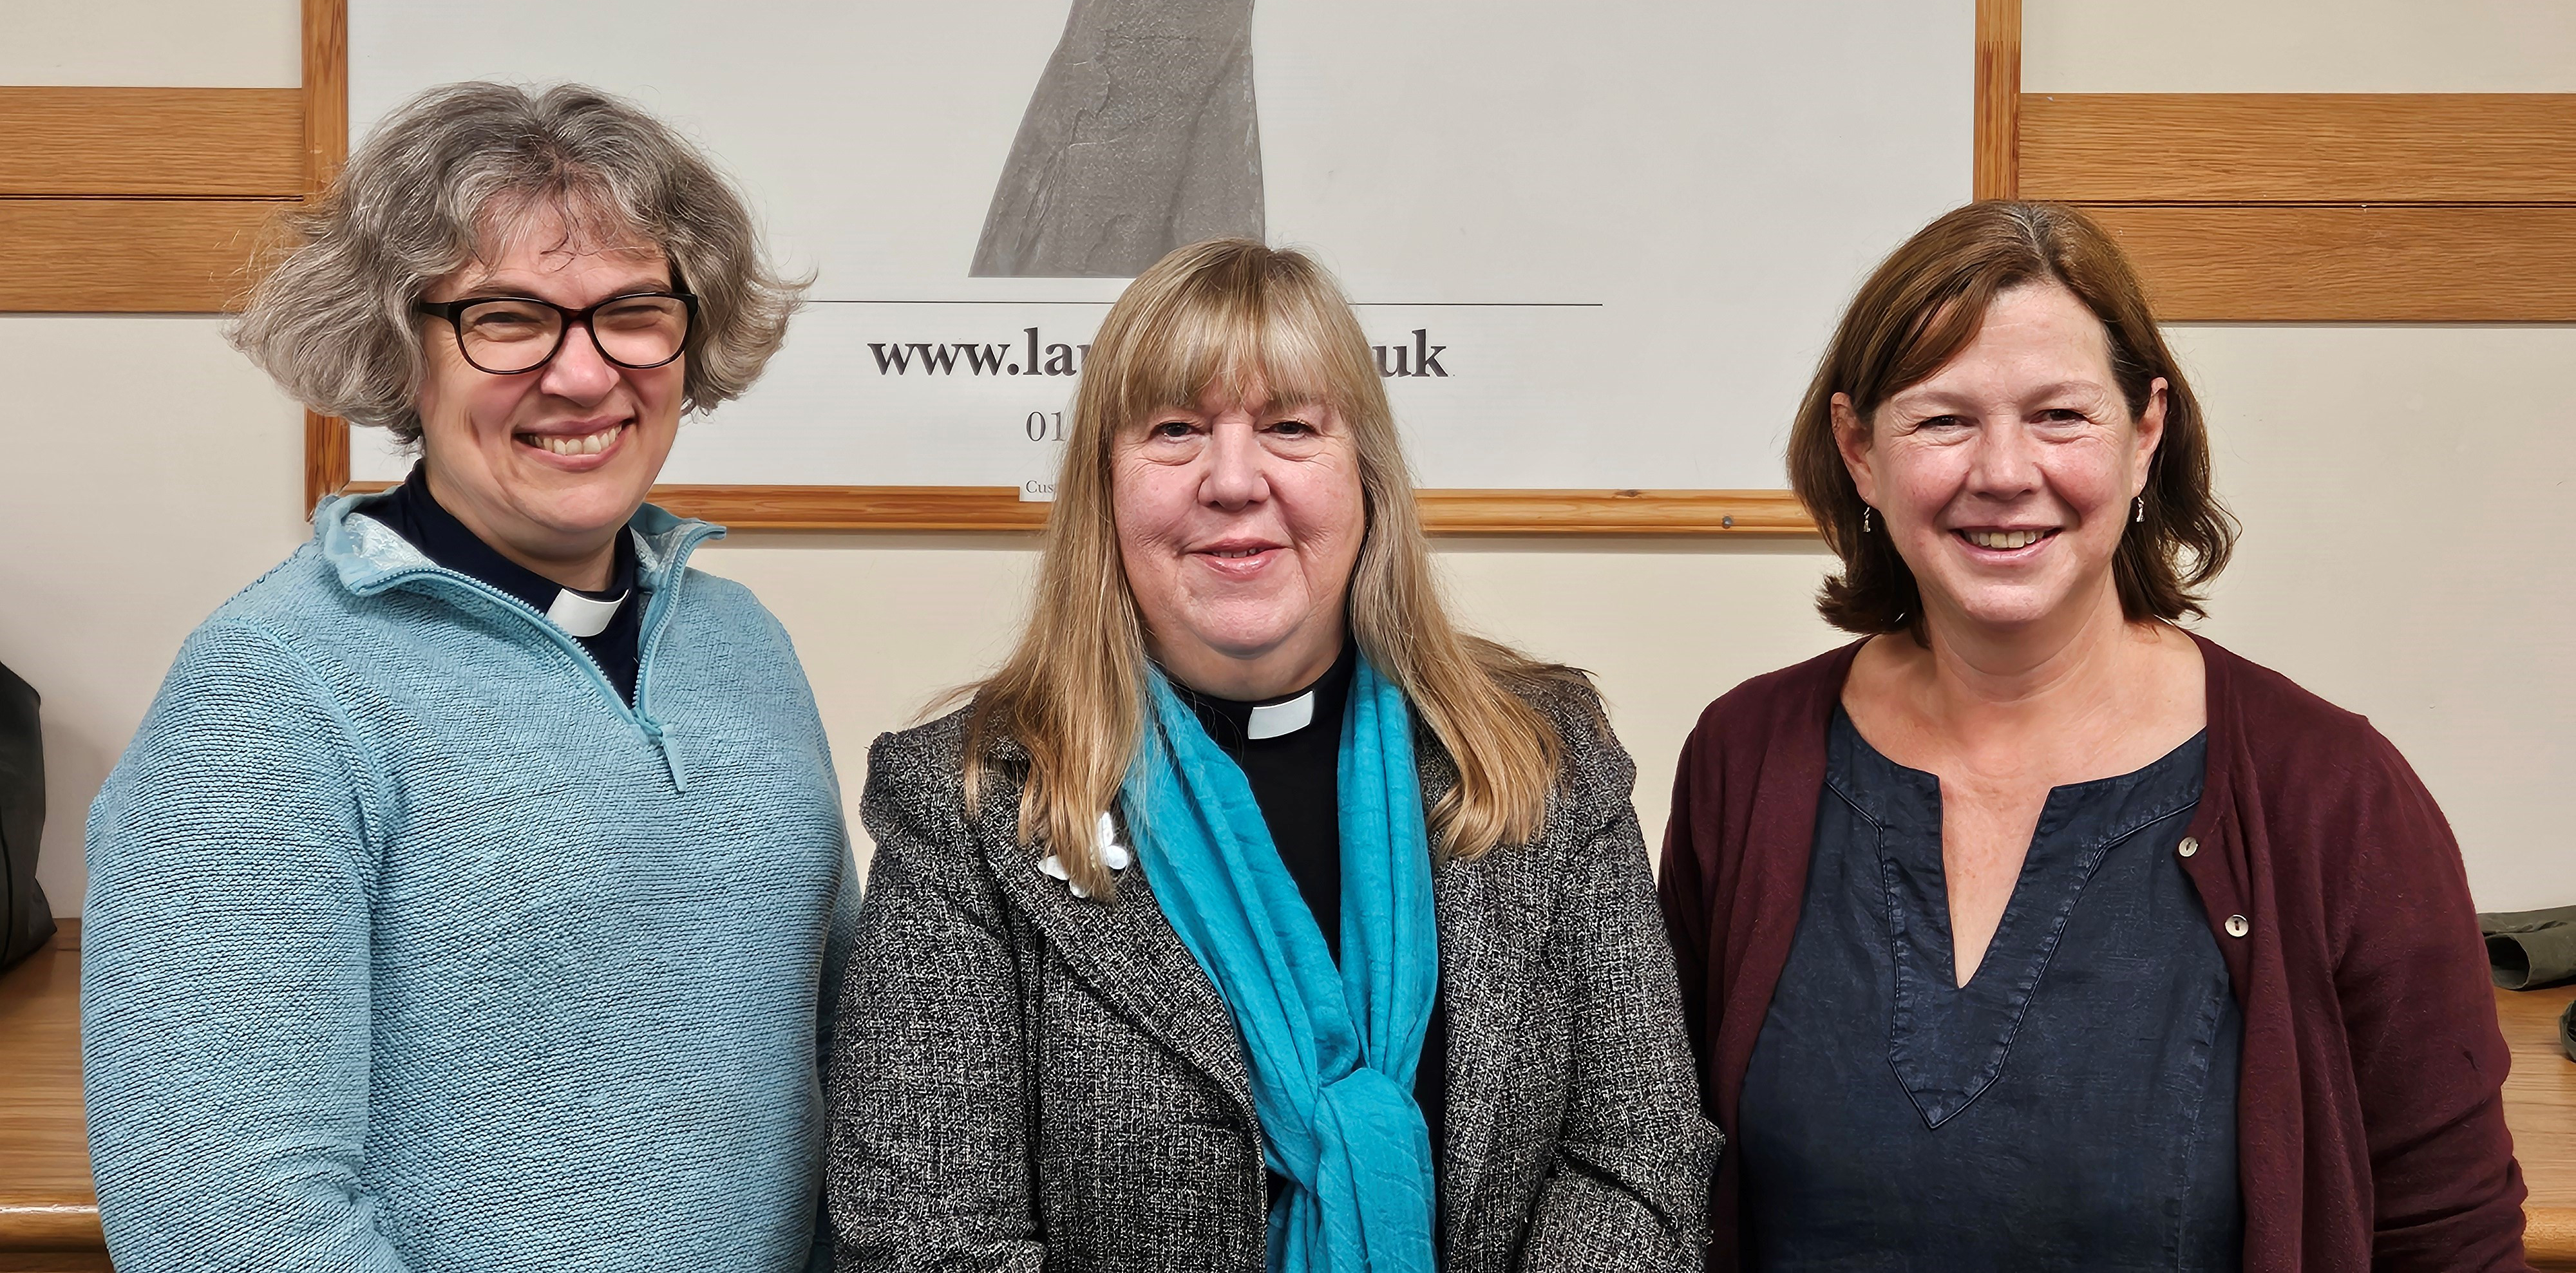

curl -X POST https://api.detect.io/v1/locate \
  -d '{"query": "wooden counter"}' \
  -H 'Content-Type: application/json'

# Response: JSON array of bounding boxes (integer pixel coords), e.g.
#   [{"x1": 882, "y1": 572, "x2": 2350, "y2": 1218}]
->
[
  {"x1": 0, "y1": 921, "x2": 107, "y2": 1272},
  {"x1": 2505, "y1": 981, "x2": 2576, "y2": 1270},
  {"x1": 6, "y1": 925, "x2": 2575, "y2": 1268}
]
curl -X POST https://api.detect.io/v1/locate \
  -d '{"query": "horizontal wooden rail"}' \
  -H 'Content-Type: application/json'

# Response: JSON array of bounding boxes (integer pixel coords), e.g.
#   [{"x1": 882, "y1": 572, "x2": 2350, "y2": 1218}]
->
[
  {"x1": 328, "y1": 481, "x2": 1823, "y2": 536},
  {"x1": 0, "y1": 198, "x2": 279, "y2": 312},
  {"x1": 2537, "y1": 1208, "x2": 2576, "y2": 1273},
  {"x1": 1413, "y1": 488, "x2": 1814, "y2": 536},
  {"x1": 2021, "y1": 93, "x2": 2576, "y2": 205},
  {"x1": 2076, "y1": 203, "x2": 2576, "y2": 322},
  {"x1": 0, "y1": 86, "x2": 301, "y2": 312},
  {"x1": 0, "y1": 1199, "x2": 104, "y2": 1253},
  {"x1": 0, "y1": 86, "x2": 305, "y2": 197}
]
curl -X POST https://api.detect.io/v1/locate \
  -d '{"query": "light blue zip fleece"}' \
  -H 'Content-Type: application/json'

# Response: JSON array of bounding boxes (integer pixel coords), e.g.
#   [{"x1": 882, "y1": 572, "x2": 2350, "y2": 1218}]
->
[{"x1": 82, "y1": 495, "x2": 856, "y2": 1273}]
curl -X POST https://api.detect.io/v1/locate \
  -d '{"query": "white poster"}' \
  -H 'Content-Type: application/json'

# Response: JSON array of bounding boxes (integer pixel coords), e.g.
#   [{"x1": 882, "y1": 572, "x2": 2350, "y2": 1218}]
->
[{"x1": 350, "y1": 1, "x2": 1973, "y2": 495}]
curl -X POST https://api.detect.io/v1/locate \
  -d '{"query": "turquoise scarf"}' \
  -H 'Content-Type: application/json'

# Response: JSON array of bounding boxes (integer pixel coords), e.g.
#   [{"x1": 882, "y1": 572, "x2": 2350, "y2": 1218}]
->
[{"x1": 1122, "y1": 658, "x2": 1440, "y2": 1273}]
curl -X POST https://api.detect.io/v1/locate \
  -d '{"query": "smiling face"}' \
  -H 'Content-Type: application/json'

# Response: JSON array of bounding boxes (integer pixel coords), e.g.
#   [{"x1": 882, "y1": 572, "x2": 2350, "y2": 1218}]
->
[
  {"x1": 1835, "y1": 281, "x2": 2167, "y2": 641},
  {"x1": 413, "y1": 203, "x2": 683, "y2": 589},
  {"x1": 1112, "y1": 379, "x2": 1367, "y2": 700}
]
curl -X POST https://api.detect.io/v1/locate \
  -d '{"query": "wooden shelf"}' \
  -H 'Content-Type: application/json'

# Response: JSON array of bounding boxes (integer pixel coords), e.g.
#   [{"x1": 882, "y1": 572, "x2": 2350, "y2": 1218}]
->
[
  {"x1": 2501, "y1": 983, "x2": 2576, "y2": 1269},
  {"x1": 0, "y1": 921, "x2": 108, "y2": 1270}
]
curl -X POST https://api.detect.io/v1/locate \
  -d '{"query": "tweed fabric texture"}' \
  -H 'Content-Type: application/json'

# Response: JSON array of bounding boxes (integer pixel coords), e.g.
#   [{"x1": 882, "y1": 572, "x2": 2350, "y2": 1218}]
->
[
  {"x1": 82, "y1": 496, "x2": 856, "y2": 1273},
  {"x1": 828, "y1": 677, "x2": 1719, "y2": 1272}
]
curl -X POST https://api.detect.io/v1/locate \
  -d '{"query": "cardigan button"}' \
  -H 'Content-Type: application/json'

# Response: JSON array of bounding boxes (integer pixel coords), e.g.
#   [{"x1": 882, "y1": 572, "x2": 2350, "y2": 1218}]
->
[
  {"x1": 2225, "y1": 914, "x2": 2250, "y2": 938},
  {"x1": 2177, "y1": 836, "x2": 2200, "y2": 858}
]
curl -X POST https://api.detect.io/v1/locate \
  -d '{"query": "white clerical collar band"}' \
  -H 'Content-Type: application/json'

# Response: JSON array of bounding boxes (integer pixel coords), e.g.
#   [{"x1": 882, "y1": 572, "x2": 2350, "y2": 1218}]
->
[
  {"x1": 545, "y1": 589, "x2": 626, "y2": 638},
  {"x1": 1245, "y1": 690, "x2": 1316, "y2": 740}
]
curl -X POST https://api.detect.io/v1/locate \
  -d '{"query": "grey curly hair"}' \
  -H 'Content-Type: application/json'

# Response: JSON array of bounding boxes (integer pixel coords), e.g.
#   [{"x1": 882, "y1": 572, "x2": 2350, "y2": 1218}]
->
[{"x1": 230, "y1": 81, "x2": 807, "y2": 443}]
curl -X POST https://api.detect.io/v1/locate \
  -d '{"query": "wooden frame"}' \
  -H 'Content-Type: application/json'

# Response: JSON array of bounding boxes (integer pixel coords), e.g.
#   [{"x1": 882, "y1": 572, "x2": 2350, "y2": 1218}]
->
[
  {"x1": 305, "y1": 484, "x2": 1817, "y2": 535},
  {"x1": 3, "y1": 0, "x2": 1837, "y2": 535},
  {"x1": 1973, "y1": 0, "x2": 2021, "y2": 202},
  {"x1": 287, "y1": 0, "x2": 1835, "y2": 533}
]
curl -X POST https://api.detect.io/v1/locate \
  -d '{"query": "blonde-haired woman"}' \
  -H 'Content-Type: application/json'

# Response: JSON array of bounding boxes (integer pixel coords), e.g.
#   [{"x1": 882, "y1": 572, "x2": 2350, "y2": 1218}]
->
[{"x1": 826, "y1": 240, "x2": 1716, "y2": 1272}]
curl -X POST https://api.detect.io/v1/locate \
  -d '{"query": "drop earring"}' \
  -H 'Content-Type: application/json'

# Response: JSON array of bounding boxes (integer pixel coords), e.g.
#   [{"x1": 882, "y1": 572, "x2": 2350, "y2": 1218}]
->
[
  {"x1": 2134, "y1": 496, "x2": 2145, "y2": 523},
  {"x1": 1862, "y1": 505, "x2": 1874, "y2": 534}
]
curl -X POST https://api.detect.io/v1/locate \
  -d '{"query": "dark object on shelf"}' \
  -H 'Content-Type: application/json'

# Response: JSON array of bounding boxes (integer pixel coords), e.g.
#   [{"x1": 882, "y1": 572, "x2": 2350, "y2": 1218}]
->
[
  {"x1": 0, "y1": 661, "x2": 55, "y2": 970},
  {"x1": 2561, "y1": 999, "x2": 2575, "y2": 1064},
  {"x1": 2482, "y1": 905, "x2": 2576, "y2": 990}
]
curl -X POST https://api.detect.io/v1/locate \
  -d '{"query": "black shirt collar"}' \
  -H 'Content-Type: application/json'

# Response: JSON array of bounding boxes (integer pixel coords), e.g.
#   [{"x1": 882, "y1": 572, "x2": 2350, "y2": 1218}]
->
[
  {"x1": 1175, "y1": 638, "x2": 1359, "y2": 751},
  {"x1": 360, "y1": 462, "x2": 638, "y2": 617}
]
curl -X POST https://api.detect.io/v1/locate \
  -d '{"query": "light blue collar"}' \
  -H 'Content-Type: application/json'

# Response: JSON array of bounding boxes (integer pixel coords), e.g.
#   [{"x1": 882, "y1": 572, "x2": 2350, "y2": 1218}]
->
[{"x1": 313, "y1": 492, "x2": 724, "y2": 600}]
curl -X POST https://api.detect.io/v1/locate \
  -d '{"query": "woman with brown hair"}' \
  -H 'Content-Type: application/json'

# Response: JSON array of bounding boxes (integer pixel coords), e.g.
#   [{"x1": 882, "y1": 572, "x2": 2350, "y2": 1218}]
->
[
  {"x1": 826, "y1": 240, "x2": 1716, "y2": 1272},
  {"x1": 1659, "y1": 202, "x2": 2526, "y2": 1270}
]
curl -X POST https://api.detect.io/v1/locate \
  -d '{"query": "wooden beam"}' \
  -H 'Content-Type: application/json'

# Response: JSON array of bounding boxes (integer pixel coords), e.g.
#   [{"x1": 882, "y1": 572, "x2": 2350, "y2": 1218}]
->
[
  {"x1": 627, "y1": 485, "x2": 1051, "y2": 532},
  {"x1": 1973, "y1": 0, "x2": 2022, "y2": 200},
  {"x1": 2023, "y1": 93, "x2": 2576, "y2": 204},
  {"x1": 303, "y1": 411, "x2": 349, "y2": 516},
  {"x1": 298, "y1": 0, "x2": 354, "y2": 511},
  {"x1": 0, "y1": 88, "x2": 304, "y2": 197},
  {"x1": 303, "y1": 0, "x2": 348, "y2": 193},
  {"x1": 2078, "y1": 203, "x2": 2576, "y2": 322},
  {"x1": 0, "y1": 198, "x2": 281, "y2": 312},
  {"x1": 1413, "y1": 488, "x2": 1815, "y2": 536},
  {"x1": 329, "y1": 480, "x2": 1821, "y2": 535}
]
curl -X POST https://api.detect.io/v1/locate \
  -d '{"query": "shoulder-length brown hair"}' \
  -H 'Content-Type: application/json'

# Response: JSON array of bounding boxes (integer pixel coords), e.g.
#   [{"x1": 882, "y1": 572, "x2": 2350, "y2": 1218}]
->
[
  {"x1": 962, "y1": 239, "x2": 1578, "y2": 899},
  {"x1": 1786, "y1": 201, "x2": 2237, "y2": 639}
]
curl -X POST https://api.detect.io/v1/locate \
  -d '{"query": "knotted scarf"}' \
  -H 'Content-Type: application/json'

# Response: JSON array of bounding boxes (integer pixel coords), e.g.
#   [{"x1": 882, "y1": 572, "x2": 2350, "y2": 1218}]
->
[{"x1": 1122, "y1": 658, "x2": 1439, "y2": 1273}]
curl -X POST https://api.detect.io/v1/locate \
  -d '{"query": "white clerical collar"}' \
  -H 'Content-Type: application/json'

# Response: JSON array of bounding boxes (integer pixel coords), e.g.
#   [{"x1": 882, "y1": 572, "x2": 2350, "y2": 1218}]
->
[
  {"x1": 546, "y1": 589, "x2": 627, "y2": 637},
  {"x1": 1245, "y1": 690, "x2": 1316, "y2": 740}
]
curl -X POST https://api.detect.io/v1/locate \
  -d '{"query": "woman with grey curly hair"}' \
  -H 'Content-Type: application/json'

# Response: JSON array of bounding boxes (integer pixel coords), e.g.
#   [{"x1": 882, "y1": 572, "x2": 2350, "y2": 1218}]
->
[{"x1": 80, "y1": 82, "x2": 851, "y2": 1273}]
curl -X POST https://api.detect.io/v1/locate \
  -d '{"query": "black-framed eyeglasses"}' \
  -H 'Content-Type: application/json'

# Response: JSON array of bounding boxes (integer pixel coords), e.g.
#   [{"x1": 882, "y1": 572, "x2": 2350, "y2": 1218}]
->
[{"x1": 414, "y1": 291, "x2": 699, "y2": 375}]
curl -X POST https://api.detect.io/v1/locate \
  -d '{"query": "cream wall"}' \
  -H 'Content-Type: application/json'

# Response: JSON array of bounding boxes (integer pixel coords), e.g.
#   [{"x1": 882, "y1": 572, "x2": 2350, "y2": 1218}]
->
[
  {"x1": 5, "y1": 1, "x2": 2571, "y2": 918},
  {"x1": 2025, "y1": 0, "x2": 2576, "y2": 93}
]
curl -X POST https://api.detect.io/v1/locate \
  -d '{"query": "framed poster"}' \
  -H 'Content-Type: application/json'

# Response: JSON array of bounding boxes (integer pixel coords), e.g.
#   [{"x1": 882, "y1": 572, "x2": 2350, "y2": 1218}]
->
[{"x1": 331, "y1": 1, "x2": 1975, "y2": 530}]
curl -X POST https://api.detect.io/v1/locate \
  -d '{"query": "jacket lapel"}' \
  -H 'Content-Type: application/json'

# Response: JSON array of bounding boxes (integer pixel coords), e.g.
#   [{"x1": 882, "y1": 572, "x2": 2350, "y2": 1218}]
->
[
  {"x1": 1421, "y1": 726, "x2": 1560, "y2": 1247},
  {"x1": 971, "y1": 753, "x2": 1260, "y2": 1128},
  {"x1": 967, "y1": 724, "x2": 1557, "y2": 1224}
]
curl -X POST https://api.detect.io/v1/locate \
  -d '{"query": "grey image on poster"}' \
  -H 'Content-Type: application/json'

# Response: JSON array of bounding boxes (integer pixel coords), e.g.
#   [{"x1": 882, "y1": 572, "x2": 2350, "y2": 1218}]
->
[{"x1": 971, "y1": 0, "x2": 1264, "y2": 277}]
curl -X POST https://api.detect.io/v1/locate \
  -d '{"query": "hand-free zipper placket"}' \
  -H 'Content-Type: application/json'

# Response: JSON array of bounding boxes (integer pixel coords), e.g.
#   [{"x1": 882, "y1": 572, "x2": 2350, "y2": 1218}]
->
[{"x1": 359, "y1": 526, "x2": 714, "y2": 791}]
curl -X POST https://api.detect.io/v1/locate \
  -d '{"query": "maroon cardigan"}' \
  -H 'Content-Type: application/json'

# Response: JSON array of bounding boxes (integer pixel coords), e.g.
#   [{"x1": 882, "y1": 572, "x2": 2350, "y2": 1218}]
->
[{"x1": 1658, "y1": 635, "x2": 2529, "y2": 1272}]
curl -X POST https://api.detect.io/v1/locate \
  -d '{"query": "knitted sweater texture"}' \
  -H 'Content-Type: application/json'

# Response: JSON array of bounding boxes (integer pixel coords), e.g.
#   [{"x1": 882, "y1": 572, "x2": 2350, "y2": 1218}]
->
[{"x1": 82, "y1": 496, "x2": 855, "y2": 1273}]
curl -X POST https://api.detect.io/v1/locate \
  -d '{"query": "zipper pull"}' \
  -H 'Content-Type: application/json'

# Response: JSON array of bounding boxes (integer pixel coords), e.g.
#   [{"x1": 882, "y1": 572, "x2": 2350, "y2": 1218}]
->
[{"x1": 639, "y1": 715, "x2": 688, "y2": 793}]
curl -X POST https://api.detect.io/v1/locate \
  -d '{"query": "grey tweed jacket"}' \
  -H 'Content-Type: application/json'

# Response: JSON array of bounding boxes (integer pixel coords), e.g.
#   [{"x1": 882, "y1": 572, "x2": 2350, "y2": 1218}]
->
[{"x1": 826, "y1": 679, "x2": 1719, "y2": 1272}]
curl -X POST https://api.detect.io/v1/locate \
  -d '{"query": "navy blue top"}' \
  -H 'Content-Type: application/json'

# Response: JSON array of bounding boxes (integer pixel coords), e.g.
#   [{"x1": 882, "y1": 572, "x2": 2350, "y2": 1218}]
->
[
  {"x1": 1737, "y1": 708, "x2": 2242, "y2": 1271},
  {"x1": 359, "y1": 464, "x2": 643, "y2": 703}
]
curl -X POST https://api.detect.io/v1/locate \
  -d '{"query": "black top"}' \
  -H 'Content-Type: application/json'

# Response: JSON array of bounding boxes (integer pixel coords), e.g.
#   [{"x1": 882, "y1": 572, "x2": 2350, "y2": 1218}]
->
[
  {"x1": 1177, "y1": 641, "x2": 1451, "y2": 1214},
  {"x1": 1736, "y1": 709, "x2": 2241, "y2": 1271},
  {"x1": 359, "y1": 464, "x2": 644, "y2": 703}
]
